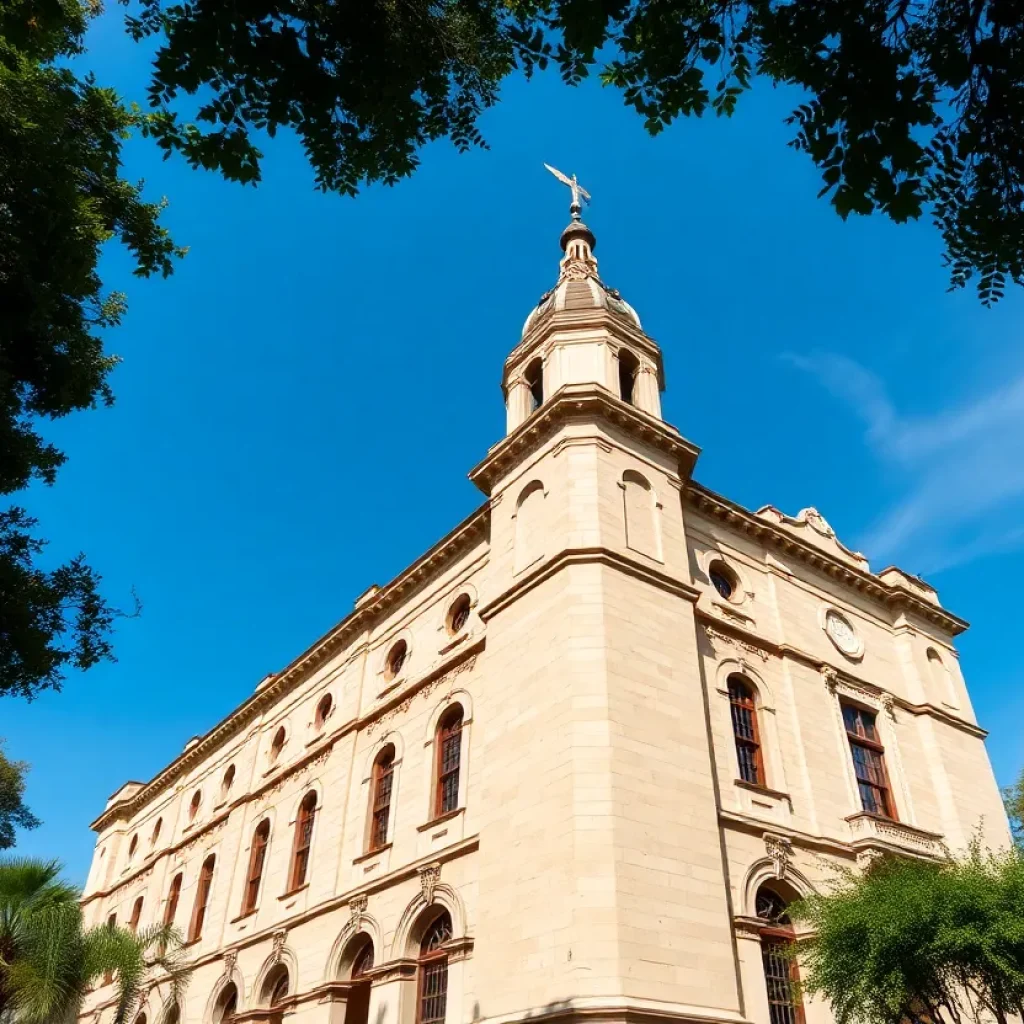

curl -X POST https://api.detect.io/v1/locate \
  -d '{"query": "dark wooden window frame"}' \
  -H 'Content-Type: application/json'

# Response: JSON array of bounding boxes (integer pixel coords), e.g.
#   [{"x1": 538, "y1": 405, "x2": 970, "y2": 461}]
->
[
  {"x1": 756, "y1": 887, "x2": 805, "y2": 1024},
  {"x1": 129, "y1": 895, "x2": 144, "y2": 934},
  {"x1": 189, "y1": 855, "x2": 215, "y2": 942},
  {"x1": 728, "y1": 677, "x2": 765, "y2": 787},
  {"x1": 164, "y1": 873, "x2": 182, "y2": 927},
  {"x1": 243, "y1": 819, "x2": 270, "y2": 914},
  {"x1": 417, "y1": 913, "x2": 453, "y2": 1024},
  {"x1": 842, "y1": 702, "x2": 897, "y2": 819},
  {"x1": 370, "y1": 749, "x2": 395, "y2": 851},
  {"x1": 289, "y1": 792, "x2": 317, "y2": 891},
  {"x1": 434, "y1": 708, "x2": 464, "y2": 818}
]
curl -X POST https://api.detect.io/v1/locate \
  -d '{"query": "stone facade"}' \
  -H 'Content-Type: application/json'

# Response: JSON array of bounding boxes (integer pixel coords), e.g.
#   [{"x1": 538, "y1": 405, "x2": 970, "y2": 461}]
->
[{"x1": 78, "y1": 208, "x2": 1009, "y2": 1024}]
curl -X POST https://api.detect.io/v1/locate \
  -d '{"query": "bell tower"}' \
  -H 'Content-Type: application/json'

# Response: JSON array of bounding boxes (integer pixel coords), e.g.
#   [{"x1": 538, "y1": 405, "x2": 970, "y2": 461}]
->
[{"x1": 469, "y1": 173, "x2": 742, "y2": 1022}]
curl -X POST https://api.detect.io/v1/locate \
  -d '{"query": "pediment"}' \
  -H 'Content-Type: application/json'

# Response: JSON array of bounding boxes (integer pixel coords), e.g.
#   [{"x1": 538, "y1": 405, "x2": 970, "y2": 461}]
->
[{"x1": 755, "y1": 506, "x2": 869, "y2": 570}]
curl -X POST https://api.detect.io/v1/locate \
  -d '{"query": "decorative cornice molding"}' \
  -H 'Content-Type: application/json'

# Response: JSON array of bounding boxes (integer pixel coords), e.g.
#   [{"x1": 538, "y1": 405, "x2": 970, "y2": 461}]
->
[
  {"x1": 470, "y1": 385, "x2": 699, "y2": 495},
  {"x1": 687, "y1": 485, "x2": 968, "y2": 637},
  {"x1": 89, "y1": 507, "x2": 490, "y2": 833}
]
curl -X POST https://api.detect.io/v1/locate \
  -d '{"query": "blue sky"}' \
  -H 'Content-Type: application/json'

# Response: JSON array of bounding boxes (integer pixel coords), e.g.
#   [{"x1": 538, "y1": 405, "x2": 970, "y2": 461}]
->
[{"x1": 7, "y1": 11, "x2": 1024, "y2": 885}]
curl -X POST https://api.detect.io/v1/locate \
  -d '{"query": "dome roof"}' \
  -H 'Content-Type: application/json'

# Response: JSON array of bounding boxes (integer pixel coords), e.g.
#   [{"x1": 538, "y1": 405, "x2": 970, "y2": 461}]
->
[{"x1": 521, "y1": 217, "x2": 642, "y2": 338}]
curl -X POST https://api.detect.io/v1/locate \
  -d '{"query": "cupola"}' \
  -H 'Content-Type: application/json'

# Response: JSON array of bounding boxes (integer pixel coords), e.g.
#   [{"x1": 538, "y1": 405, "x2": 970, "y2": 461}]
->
[{"x1": 503, "y1": 167, "x2": 665, "y2": 434}]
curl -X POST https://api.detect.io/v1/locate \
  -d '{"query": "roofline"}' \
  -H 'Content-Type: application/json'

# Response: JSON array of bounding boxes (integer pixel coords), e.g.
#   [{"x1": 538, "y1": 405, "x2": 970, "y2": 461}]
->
[
  {"x1": 90, "y1": 501, "x2": 491, "y2": 832},
  {"x1": 686, "y1": 484, "x2": 968, "y2": 635}
]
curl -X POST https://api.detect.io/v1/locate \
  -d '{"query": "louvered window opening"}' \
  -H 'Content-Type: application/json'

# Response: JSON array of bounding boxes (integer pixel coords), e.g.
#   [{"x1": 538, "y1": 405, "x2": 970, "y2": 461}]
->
[
  {"x1": 372, "y1": 757, "x2": 394, "y2": 849},
  {"x1": 437, "y1": 717, "x2": 462, "y2": 816}
]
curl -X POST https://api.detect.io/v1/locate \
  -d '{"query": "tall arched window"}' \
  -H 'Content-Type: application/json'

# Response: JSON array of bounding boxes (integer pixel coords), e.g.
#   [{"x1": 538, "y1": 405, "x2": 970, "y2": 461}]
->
[
  {"x1": 263, "y1": 964, "x2": 290, "y2": 1024},
  {"x1": 435, "y1": 707, "x2": 464, "y2": 818},
  {"x1": 164, "y1": 872, "x2": 182, "y2": 927},
  {"x1": 842, "y1": 703, "x2": 896, "y2": 818},
  {"x1": 129, "y1": 895, "x2": 144, "y2": 934},
  {"x1": 524, "y1": 357, "x2": 544, "y2": 411},
  {"x1": 214, "y1": 982, "x2": 238, "y2": 1023},
  {"x1": 128, "y1": 834, "x2": 139, "y2": 863},
  {"x1": 242, "y1": 819, "x2": 270, "y2": 914},
  {"x1": 150, "y1": 817, "x2": 162, "y2": 849},
  {"x1": 289, "y1": 791, "x2": 317, "y2": 890},
  {"x1": 315, "y1": 693, "x2": 333, "y2": 730},
  {"x1": 370, "y1": 747, "x2": 395, "y2": 851},
  {"x1": 418, "y1": 910, "x2": 453, "y2": 1024},
  {"x1": 189, "y1": 854, "x2": 215, "y2": 942},
  {"x1": 618, "y1": 348, "x2": 639, "y2": 405},
  {"x1": 728, "y1": 676, "x2": 764, "y2": 786},
  {"x1": 342, "y1": 937, "x2": 375, "y2": 1024},
  {"x1": 756, "y1": 885, "x2": 805, "y2": 1024},
  {"x1": 187, "y1": 790, "x2": 202, "y2": 823}
]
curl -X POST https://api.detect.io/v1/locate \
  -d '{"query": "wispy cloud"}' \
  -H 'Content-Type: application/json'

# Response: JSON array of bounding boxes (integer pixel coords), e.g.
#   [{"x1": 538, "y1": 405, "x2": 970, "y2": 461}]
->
[{"x1": 783, "y1": 352, "x2": 1024, "y2": 574}]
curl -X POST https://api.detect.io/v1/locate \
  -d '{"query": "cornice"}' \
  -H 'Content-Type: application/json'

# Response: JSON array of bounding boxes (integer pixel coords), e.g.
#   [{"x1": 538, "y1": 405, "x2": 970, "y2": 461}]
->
[
  {"x1": 90, "y1": 506, "x2": 490, "y2": 833},
  {"x1": 470, "y1": 385, "x2": 700, "y2": 496},
  {"x1": 479, "y1": 546, "x2": 700, "y2": 622},
  {"x1": 686, "y1": 484, "x2": 968, "y2": 637}
]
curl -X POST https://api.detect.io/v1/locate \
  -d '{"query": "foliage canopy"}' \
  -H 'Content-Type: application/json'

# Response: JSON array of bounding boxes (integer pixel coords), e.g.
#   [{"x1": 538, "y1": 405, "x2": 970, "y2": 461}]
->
[
  {"x1": 0, "y1": 744, "x2": 37, "y2": 851},
  {"x1": 0, "y1": 857, "x2": 189, "y2": 1024},
  {"x1": 792, "y1": 847, "x2": 1024, "y2": 1024},
  {"x1": 0, "y1": 0, "x2": 182, "y2": 699},
  {"x1": 128, "y1": 0, "x2": 1024, "y2": 303}
]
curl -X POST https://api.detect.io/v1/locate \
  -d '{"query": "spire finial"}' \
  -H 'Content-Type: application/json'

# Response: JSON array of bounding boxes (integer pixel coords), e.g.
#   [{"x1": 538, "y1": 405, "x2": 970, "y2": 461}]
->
[{"x1": 544, "y1": 163, "x2": 591, "y2": 221}]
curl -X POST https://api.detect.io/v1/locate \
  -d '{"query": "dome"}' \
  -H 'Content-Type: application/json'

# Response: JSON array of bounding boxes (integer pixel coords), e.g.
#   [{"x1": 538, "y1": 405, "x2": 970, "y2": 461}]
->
[{"x1": 521, "y1": 217, "x2": 642, "y2": 338}]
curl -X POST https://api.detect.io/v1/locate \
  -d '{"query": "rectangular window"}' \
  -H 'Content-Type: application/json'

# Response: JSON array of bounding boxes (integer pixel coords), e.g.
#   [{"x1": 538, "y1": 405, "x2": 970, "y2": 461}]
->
[
  {"x1": 842, "y1": 704, "x2": 896, "y2": 818},
  {"x1": 418, "y1": 958, "x2": 449, "y2": 1024},
  {"x1": 761, "y1": 937, "x2": 804, "y2": 1024},
  {"x1": 437, "y1": 725, "x2": 462, "y2": 816},
  {"x1": 728, "y1": 678, "x2": 764, "y2": 787}
]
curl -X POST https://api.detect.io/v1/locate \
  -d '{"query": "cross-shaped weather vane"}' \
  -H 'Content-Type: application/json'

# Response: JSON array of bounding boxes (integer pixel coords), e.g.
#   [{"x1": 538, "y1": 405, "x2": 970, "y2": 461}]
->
[{"x1": 544, "y1": 163, "x2": 591, "y2": 221}]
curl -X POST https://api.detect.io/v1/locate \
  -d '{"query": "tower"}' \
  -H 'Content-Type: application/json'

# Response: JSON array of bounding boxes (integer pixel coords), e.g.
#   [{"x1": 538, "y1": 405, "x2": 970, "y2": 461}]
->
[{"x1": 467, "y1": 181, "x2": 742, "y2": 1020}]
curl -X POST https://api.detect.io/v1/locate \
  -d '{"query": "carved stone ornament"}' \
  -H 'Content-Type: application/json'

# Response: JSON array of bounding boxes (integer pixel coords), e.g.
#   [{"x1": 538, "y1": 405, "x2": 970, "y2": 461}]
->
[
  {"x1": 820, "y1": 665, "x2": 839, "y2": 692},
  {"x1": 349, "y1": 893, "x2": 368, "y2": 920},
  {"x1": 763, "y1": 833, "x2": 792, "y2": 880},
  {"x1": 824, "y1": 608, "x2": 864, "y2": 659},
  {"x1": 880, "y1": 692, "x2": 896, "y2": 721},
  {"x1": 368, "y1": 656, "x2": 478, "y2": 738},
  {"x1": 271, "y1": 928, "x2": 288, "y2": 964},
  {"x1": 800, "y1": 507, "x2": 835, "y2": 538},
  {"x1": 704, "y1": 625, "x2": 769, "y2": 661},
  {"x1": 418, "y1": 862, "x2": 442, "y2": 905},
  {"x1": 856, "y1": 848, "x2": 884, "y2": 873},
  {"x1": 222, "y1": 950, "x2": 237, "y2": 978}
]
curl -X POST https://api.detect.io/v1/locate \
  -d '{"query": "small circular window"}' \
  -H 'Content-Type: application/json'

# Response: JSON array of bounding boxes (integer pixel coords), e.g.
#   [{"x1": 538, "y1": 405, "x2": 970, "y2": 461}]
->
[
  {"x1": 315, "y1": 693, "x2": 333, "y2": 730},
  {"x1": 708, "y1": 560, "x2": 739, "y2": 602},
  {"x1": 385, "y1": 640, "x2": 408, "y2": 680},
  {"x1": 447, "y1": 594, "x2": 471, "y2": 636}
]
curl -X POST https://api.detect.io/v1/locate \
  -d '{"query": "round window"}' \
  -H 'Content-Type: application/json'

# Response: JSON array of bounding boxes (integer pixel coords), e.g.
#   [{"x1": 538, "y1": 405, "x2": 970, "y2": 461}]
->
[
  {"x1": 708, "y1": 560, "x2": 739, "y2": 602},
  {"x1": 385, "y1": 640, "x2": 408, "y2": 680},
  {"x1": 447, "y1": 594, "x2": 471, "y2": 636}
]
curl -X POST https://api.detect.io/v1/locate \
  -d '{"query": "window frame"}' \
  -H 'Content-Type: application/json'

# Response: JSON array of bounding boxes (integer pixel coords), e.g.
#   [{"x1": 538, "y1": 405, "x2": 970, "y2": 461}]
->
[
  {"x1": 755, "y1": 886, "x2": 806, "y2": 1024},
  {"x1": 370, "y1": 748, "x2": 395, "y2": 851},
  {"x1": 417, "y1": 912, "x2": 453, "y2": 1024},
  {"x1": 189, "y1": 854, "x2": 216, "y2": 943},
  {"x1": 842, "y1": 702, "x2": 897, "y2": 819},
  {"x1": 289, "y1": 791, "x2": 317, "y2": 892},
  {"x1": 242, "y1": 819, "x2": 270, "y2": 915},
  {"x1": 728, "y1": 676, "x2": 765, "y2": 788},
  {"x1": 434, "y1": 707, "x2": 464, "y2": 818},
  {"x1": 164, "y1": 872, "x2": 182, "y2": 927},
  {"x1": 129, "y1": 895, "x2": 144, "y2": 934}
]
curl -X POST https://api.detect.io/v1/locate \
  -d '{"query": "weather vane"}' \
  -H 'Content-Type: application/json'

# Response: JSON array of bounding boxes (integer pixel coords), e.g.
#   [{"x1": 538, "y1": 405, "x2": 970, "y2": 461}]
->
[{"x1": 544, "y1": 163, "x2": 591, "y2": 221}]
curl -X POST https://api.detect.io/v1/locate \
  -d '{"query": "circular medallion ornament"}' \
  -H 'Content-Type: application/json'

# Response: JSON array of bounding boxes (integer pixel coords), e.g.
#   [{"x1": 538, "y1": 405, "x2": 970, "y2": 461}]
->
[{"x1": 824, "y1": 609, "x2": 863, "y2": 659}]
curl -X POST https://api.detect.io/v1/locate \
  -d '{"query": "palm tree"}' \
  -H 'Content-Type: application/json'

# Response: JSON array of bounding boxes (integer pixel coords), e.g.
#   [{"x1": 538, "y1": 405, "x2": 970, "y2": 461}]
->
[{"x1": 0, "y1": 858, "x2": 189, "y2": 1024}]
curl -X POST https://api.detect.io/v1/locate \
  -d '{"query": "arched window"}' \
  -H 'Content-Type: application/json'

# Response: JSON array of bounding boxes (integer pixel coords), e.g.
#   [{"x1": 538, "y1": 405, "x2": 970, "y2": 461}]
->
[
  {"x1": 755, "y1": 885, "x2": 805, "y2": 1024},
  {"x1": 127, "y1": 834, "x2": 138, "y2": 864},
  {"x1": 150, "y1": 818, "x2": 162, "y2": 848},
  {"x1": 352, "y1": 939, "x2": 374, "y2": 977},
  {"x1": 435, "y1": 707, "x2": 464, "y2": 818},
  {"x1": 514, "y1": 480, "x2": 545, "y2": 573},
  {"x1": 343, "y1": 937, "x2": 375, "y2": 1024},
  {"x1": 188, "y1": 854, "x2": 215, "y2": 942},
  {"x1": 709, "y1": 559, "x2": 740, "y2": 602},
  {"x1": 842, "y1": 703, "x2": 896, "y2": 818},
  {"x1": 262, "y1": 964, "x2": 290, "y2": 1021},
  {"x1": 927, "y1": 648, "x2": 956, "y2": 707},
  {"x1": 270, "y1": 726, "x2": 287, "y2": 763},
  {"x1": 385, "y1": 640, "x2": 408, "y2": 681},
  {"x1": 370, "y1": 746, "x2": 395, "y2": 851},
  {"x1": 164, "y1": 872, "x2": 182, "y2": 927},
  {"x1": 221, "y1": 765, "x2": 236, "y2": 800},
  {"x1": 129, "y1": 895, "x2": 144, "y2": 934},
  {"x1": 214, "y1": 982, "x2": 238, "y2": 1023},
  {"x1": 187, "y1": 790, "x2": 202, "y2": 823},
  {"x1": 618, "y1": 348, "x2": 639, "y2": 405},
  {"x1": 315, "y1": 693, "x2": 333, "y2": 730},
  {"x1": 524, "y1": 357, "x2": 544, "y2": 411},
  {"x1": 418, "y1": 910, "x2": 453, "y2": 1024},
  {"x1": 289, "y1": 791, "x2": 317, "y2": 890},
  {"x1": 446, "y1": 594, "x2": 471, "y2": 636},
  {"x1": 243, "y1": 819, "x2": 270, "y2": 914},
  {"x1": 728, "y1": 676, "x2": 764, "y2": 787},
  {"x1": 621, "y1": 470, "x2": 659, "y2": 559}
]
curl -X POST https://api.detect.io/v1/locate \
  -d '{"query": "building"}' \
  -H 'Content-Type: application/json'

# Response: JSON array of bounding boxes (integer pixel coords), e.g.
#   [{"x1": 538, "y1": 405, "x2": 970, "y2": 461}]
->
[{"x1": 79, "y1": 188, "x2": 1009, "y2": 1024}]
